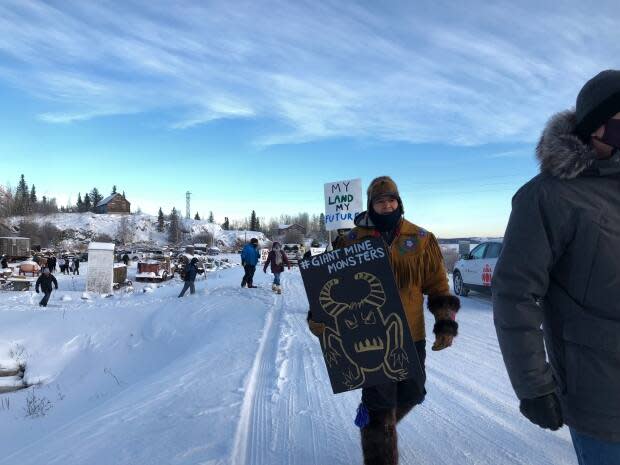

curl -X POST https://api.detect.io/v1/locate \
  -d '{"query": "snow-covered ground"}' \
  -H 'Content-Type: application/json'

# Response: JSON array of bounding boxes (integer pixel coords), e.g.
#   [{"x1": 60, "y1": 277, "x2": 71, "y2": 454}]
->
[{"x1": 0, "y1": 260, "x2": 577, "y2": 464}]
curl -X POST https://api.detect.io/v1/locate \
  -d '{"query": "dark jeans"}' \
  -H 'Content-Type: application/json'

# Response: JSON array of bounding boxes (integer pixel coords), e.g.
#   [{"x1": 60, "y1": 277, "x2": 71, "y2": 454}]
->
[
  {"x1": 39, "y1": 291, "x2": 52, "y2": 307},
  {"x1": 241, "y1": 265, "x2": 256, "y2": 287},
  {"x1": 570, "y1": 428, "x2": 620, "y2": 465},
  {"x1": 178, "y1": 281, "x2": 195, "y2": 297},
  {"x1": 362, "y1": 340, "x2": 427, "y2": 410}
]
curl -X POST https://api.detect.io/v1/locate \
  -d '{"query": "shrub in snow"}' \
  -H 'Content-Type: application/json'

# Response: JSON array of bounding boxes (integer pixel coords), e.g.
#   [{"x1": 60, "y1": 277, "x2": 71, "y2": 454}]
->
[{"x1": 23, "y1": 387, "x2": 52, "y2": 418}]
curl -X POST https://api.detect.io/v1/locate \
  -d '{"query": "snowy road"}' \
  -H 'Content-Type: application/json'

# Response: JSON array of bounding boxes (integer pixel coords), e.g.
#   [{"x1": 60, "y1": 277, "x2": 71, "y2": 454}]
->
[{"x1": 0, "y1": 264, "x2": 577, "y2": 464}]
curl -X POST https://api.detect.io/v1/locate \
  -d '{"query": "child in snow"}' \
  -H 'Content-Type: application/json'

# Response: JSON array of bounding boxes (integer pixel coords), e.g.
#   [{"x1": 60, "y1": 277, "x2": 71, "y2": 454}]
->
[
  {"x1": 263, "y1": 242, "x2": 291, "y2": 293},
  {"x1": 35, "y1": 267, "x2": 59, "y2": 307}
]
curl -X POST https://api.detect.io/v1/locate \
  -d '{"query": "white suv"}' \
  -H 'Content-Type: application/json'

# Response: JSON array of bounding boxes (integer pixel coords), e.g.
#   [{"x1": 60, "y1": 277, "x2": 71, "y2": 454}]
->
[{"x1": 452, "y1": 241, "x2": 503, "y2": 296}]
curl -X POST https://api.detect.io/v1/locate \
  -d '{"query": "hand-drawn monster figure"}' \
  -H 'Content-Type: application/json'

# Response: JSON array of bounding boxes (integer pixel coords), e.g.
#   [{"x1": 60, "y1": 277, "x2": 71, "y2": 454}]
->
[{"x1": 319, "y1": 272, "x2": 410, "y2": 389}]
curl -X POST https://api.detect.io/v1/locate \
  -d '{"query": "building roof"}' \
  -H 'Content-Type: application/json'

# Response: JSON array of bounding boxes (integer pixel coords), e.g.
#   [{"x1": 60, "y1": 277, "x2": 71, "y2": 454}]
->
[
  {"x1": 96, "y1": 193, "x2": 129, "y2": 207},
  {"x1": 278, "y1": 223, "x2": 304, "y2": 230}
]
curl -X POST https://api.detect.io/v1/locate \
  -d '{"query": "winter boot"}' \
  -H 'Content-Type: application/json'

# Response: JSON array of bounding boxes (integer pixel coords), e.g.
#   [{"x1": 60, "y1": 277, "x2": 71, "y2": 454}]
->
[
  {"x1": 276, "y1": 285, "x2": 282, "y2": 295},
  {"x1": 361, "y1": 408, "x2": 398, "y2": 465},
  {"x1": 272, "y1": 284, "x2": 277, "y2": 292}
]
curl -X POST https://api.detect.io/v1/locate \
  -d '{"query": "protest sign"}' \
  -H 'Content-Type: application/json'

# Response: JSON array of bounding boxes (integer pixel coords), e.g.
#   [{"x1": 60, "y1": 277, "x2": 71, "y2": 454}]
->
[
  {"x1": 324, "y1": 179, "x2": 363, "y2": 231},
  {"x1": 300, "y1": 237, "x2": 424, "y2": 394}
]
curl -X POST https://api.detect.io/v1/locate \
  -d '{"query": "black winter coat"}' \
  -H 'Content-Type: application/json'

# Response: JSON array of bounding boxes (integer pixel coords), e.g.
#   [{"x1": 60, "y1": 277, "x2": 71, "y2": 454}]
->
[
  {"x1": 35, "y1": 274, "x2": 58, "y2": 293},
  {"x1": 493, "y1": 110, "x2": 620, "y2": 441},
  {"x1": 184, "y1": 262, "x2": 199, "y2": 282}
]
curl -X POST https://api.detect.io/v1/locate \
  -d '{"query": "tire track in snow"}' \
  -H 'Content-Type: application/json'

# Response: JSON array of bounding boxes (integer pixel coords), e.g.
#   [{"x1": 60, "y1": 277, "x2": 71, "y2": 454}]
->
[{"x1": 231, "y1": 283, "x2": 284, "y2": 465}]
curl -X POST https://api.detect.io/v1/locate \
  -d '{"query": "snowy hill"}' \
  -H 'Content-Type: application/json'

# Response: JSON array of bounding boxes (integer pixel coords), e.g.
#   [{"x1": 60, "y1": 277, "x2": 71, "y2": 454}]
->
[
  {"x1": 0, "y1": 263, "x2": 577, "y2": 465},
  {"x1": 4, "y1": 213, "x2": 267, "y2": 249}
]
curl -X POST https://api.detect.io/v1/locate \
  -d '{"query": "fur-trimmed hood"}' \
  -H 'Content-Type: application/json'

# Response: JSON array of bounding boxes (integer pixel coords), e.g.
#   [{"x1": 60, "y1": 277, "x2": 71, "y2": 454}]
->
[{"x1": 536, "y1": 110, "x2": 599, "y2": 179}]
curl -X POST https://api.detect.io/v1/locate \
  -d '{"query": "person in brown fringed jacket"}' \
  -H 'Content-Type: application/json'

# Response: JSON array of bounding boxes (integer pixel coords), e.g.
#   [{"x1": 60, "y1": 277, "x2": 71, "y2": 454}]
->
[{"x1": 308, "y1": 176, "x2": 460, "y2": 465}]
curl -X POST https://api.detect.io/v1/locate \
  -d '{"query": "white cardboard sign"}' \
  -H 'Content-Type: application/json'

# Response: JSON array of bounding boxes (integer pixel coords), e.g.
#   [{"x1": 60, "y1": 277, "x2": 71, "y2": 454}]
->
[{"x1": 324, "y1": 178, "x2": 363, "y2": 231}]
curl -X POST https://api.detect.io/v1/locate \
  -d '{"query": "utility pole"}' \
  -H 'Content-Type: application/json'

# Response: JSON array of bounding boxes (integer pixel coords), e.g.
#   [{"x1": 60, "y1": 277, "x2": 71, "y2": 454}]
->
[{"x1": 186, "y1": 191, "x2": 191, "y2": 220}]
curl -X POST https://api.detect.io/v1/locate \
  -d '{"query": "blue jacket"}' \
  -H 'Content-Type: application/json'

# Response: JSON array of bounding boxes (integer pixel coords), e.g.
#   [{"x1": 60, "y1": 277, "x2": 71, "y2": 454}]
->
[{"x1": 241, "y1": 244, "x2": 260, "y2": 266}]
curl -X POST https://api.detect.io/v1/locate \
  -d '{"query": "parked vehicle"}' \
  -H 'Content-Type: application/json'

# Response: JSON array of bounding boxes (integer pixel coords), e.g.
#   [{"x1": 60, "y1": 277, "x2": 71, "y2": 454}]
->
[
  {"x1": 135, "y1": 257, "x2": 176, "y2": 282},
  {"x1": 452, "y1": 240, "x2": 503, "y2": 296}
]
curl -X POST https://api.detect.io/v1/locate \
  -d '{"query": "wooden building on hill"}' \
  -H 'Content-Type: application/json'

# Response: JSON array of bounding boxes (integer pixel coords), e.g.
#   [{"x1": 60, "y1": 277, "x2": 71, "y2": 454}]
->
[{"x1": 95, "y1": 193, "x2": 131, "y2": 214}]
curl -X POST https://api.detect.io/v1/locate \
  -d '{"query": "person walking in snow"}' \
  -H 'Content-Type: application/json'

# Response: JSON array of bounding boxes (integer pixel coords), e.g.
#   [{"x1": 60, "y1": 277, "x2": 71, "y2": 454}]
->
[
  {"x1": 240, "y1": 238, "x2": 260, "y2": 288},
  {"x1": 308, "y1": 176, "x2": 460, "y2": 465},
  {"x1": 72, "y1": 257, "x2": 80, "y2": 275},
  {"x1": 493, "y1": 70, "x2": 620, "y2": 465},
  {"x1": 263, "y1": 242, "x2": 290, "y2": 294},
  {"x1": 122, "y1": 253, "x2": 130, "y2": 266},
  {"x1": 48, "y1": 255, "x2": 56, "y2": 272},
  {"x1": 1, "y1": 255, "x2": 8, "y2": 270},
  {"x1": 57, "y1": 257, "x2": 66, "y2": 274},
  {"x1": 178, "y1": 257, "x2": 200, "y2": 297},
  {"x1": 35, "y1": 267, "x2": 58, "y2": 307}
]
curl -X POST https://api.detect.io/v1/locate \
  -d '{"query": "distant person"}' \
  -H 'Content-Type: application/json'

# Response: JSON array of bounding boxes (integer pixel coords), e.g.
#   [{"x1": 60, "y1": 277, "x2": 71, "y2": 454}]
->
[
  {"x1": 240, "y1": 238, "x2": 260, "y2": 288},
  {"x1": 263, "y1": 242, "x2": 290, "y2": 294},
  {"x1": 35, "y1": 267, "x2": 58, "y2": 307},
  {"x1": 493, "y1": 70, "x2": 620, "y2": 465},
  {"x1": 72, "y1": 257, "x2": 80, "y2": 275},
  {"x1": 122, "y1": 253, "x2": 130, "y2": 266},
  {"x1": 1, "y1": 255, "x2": 8, "y2": 269},
  {"x1": 48, "y1": 256, "x2": 56, "y2": 272},
  {"x1": 178, "y1": 257, "x2": 200, "y2": 297},
  {"x1": 57, "y1": 257, "x2": 66, "y2": 274}
]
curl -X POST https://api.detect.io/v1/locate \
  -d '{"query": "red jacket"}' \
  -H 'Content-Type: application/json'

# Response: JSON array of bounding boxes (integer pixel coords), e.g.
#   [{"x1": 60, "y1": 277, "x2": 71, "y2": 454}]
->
[{"x1": 263, "y1": 250, "x2": 290, "y2": 273}]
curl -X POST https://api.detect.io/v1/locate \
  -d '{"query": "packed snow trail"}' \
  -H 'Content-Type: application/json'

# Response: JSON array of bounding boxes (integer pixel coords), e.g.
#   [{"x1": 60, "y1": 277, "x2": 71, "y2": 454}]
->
[{"x1": 0, "y1": 263, "x2": 578, "y2": 464}]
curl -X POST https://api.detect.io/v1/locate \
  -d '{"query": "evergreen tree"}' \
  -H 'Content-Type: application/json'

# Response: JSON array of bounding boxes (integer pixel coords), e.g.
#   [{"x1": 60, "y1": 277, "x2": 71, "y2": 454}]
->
[
  {"x1": 319, "y1": 212, "x2": 326, "y2": 238},
  {"x1": 76, "y1": 193, "x2": 84, "y2": 212},
  {"x1": 122, "y1": 190, "x2": 126, "y2": 198},
  {"x1": 208, "y1": 211, "x2": 214, "y2": 223},
  {"x1": 168, "y1": 207, "x2": 180, "y2": 243},
  {"x1": 30, "y1": 185, "x2": 37, "y2": 206},
  {"x1": 255, "y1": 216, "x2": 261, "y2": 232},
  {"x1": 157, "y1": 207, "x2": 165, "y2": 232},
  {"x1": 83, "y1": 193, "x2": 92, "y2": 211},
  {"x1": 112, "y1": 185, "x2": 117, "y2": 194},
  {"x1": 15, "y1": 174, "x2": 29, "y2": 215},
  {"x1": 250, "y1": 210, "x2": 258, "y2": 231},
  {"x1": 194, "y1": 212, "x2": 201, "y2": 221},
  {"x1": 90, "y1": 188, "x2": 102, "y2": 211},
  {"x1": 222, "y1": 217, "x2": 230, "y2": 230}
]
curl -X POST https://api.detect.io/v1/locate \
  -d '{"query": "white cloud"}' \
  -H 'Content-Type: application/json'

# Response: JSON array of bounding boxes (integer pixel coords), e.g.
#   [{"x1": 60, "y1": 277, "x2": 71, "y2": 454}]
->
[{"x1": 0, "y1": 0, "x2": 619, "y2": 145}]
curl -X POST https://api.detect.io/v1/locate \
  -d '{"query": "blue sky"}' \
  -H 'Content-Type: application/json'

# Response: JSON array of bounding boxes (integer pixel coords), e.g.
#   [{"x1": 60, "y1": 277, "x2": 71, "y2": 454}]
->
[{"x1": 1, "y1": 0, "x2": 619, "y2": 237}]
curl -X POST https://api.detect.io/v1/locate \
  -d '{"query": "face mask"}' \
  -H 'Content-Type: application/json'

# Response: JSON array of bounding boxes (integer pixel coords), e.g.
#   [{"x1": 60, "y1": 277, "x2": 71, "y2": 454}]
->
[
  {"x1": 595, "y1": 119, "x2": 620, "y2": 149},
  {"x1": 369, "y1": 207, "x2": 402, "y2": 232}
]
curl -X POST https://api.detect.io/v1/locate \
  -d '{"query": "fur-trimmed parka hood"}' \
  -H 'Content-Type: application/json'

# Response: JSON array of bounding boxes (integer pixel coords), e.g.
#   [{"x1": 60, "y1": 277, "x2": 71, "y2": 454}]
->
[{"x1": 536, "y1": 110, "x2": 599, "y2": 179}]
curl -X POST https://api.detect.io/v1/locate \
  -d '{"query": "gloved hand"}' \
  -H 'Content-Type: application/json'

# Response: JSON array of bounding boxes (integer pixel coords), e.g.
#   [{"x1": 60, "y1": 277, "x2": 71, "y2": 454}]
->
[
  {"x1": 520, "y1": 393, "x2": 564, "y2": 431},
  {"x1": 307, "y1": 311, "x2": 325, "y2": 337}
]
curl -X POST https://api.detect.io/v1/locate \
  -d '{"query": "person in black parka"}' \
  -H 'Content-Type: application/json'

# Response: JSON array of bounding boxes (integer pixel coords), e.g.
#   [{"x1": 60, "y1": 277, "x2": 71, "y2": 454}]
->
[
  {"x1": 493, "y1": 70, "x2": 620, "y2": 465},
  {"x1": 35, "y1": 267, "x2": 58, "y2": 307},
  {"x1": 178, "y1": 257, "x2": 200, "y2": 297}
]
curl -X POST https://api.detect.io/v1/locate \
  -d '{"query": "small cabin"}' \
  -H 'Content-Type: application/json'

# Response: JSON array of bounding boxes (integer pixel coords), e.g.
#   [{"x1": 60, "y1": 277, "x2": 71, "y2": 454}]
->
[
  {"x1": 277, "y1": 224, "x2": 306, "y2": 236},
  {"x1": 95, "y1": 193, "x2": 131, "y2": 214}
]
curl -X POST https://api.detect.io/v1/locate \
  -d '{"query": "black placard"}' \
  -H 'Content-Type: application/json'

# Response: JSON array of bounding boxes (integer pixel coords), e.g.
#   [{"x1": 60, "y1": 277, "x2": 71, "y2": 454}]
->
[{"x1": 300, "y1": 237, "x2": 425, "y2": 394}]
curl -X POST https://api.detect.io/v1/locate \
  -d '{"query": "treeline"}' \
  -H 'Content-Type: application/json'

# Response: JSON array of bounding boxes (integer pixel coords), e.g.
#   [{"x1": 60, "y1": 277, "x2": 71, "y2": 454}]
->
[
  {"x1": 0, "y1": 175, "x2": 60, "y2": 217},
  {"x1": 228, "y1": 210, "x2": 328, "y2": 241},
  {"x1": 0, "y1": 175, "x2": 129, "y2": 218}
]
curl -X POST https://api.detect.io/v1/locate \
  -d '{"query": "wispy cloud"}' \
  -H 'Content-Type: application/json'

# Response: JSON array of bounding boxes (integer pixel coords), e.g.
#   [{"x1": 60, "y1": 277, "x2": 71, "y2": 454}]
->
[{"x1": 0, "y1": 0, "x2": 619, "y2": 145}]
